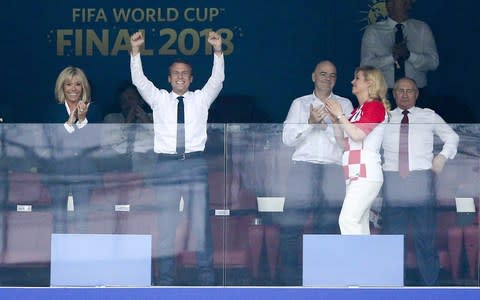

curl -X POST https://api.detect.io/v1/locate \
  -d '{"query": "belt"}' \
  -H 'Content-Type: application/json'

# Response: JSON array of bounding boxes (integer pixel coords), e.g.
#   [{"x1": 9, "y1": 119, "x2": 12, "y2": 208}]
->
[{"x1": 157, "y1": 151, "x2": 204, "y2": 160}]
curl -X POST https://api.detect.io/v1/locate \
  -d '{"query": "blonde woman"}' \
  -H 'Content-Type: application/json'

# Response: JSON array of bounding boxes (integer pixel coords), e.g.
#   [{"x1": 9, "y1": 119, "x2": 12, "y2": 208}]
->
[
  {"x1": 49, "y1": 66, "x2": 101, "y2": 130},
  {"x1": 325, "y1": 65, "x2": 390, "y2": 235},
  {"x1": 47, "y1": 66, "x2": 101, "y2": 233}
]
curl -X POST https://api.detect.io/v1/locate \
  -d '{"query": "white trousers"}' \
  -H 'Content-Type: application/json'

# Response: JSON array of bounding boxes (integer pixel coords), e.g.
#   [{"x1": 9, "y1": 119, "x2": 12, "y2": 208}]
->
[{"x1": 339, "y1": 180, "x2": 383, "y2": 235}]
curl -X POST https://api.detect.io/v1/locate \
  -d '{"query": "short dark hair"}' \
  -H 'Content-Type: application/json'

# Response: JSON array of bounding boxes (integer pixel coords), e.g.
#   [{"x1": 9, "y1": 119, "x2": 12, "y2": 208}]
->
[
  {"x1": 169, "y1": 58, "x2": 193, "y2": 76},
  {"x1": 393, "y1": 77, "x2": 418, "y2": 91},
  {"x1": 116, "y1": 80, "x2": 141, "y2": 100}
]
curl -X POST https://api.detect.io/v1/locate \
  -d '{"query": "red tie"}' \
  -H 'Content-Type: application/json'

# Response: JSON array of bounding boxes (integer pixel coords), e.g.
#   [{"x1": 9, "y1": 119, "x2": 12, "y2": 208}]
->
[{"x1": 399, "y1": 110, "x2": 409, "y2": 177}]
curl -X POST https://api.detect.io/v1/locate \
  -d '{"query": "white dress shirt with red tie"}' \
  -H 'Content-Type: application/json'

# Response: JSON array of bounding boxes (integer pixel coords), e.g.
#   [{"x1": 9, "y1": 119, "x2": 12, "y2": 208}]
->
[{"x1": 382, "y1": 106, "x2": 459, "y2": 172}]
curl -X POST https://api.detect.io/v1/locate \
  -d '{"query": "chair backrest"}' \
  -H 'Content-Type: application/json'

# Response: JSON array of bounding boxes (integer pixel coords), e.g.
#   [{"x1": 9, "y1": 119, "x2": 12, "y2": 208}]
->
[
  {"x1": 0, "y1": 171, "x2": 7, "y2": 206},
  {"x1": 209, "y1": 171, "x2": 257, "y2": 211},
  {"x1": 214, "y1": 215, "x2": 253, "y2": 250},
  {"x1": 436, "y1": 160, "x2": 479, "y2": 208},
  {"x1": 7, "y1": 172, "x2": 51, "y2": 206},
  {"x1": 208, "y1": 171, "x2": 226, "y2": 209},
  {"x1": 102, "y1": 171, "x2": 144, "y2": 189},
  {"x1": 2, "y1": 211, "x2": 53, "y2": 265},
  {"x1": 89, "y1": 172, "x2": 156, "y2": 234}
]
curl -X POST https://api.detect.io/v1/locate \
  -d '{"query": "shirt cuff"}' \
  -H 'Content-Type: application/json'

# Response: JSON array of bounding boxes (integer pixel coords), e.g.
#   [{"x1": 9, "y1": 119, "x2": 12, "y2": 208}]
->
[
  {"x1": 439, "y1": 149, "x2": 456, "y2": 160},
  {"x1": 76, "y1": 118, "x2": 88, "y2": 129},
  {"x1": 64, "y1": 123, "x2": 75, "y2": 133}
]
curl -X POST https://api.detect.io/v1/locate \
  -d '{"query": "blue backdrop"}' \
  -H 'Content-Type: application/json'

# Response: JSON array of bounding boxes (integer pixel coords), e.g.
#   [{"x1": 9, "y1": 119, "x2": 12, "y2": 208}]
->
[{"x1": 2, "y1": 0, "x2": 479, "y2": 123}]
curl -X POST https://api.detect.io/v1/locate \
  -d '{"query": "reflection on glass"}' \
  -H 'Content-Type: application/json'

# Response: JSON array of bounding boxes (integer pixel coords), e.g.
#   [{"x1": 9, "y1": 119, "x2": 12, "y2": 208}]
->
[{"x1": 0, "y1": 123, "x2": 478, "y2": 287}]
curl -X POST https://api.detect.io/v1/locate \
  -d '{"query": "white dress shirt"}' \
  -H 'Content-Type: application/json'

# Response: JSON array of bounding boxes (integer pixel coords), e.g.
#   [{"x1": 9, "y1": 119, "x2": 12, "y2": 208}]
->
[
  {"x1": 283, "y1": 92, "x2": 353, "y2": 164},
  {"x1": 382, "y1": 107, "x2": 459, "y2": 172},
  {"x1": 361, "y1": 17, "x2": 439, "y2": 88},
  {"x1": 130, "y1": 53, "x2": 224, "y2": 154}
]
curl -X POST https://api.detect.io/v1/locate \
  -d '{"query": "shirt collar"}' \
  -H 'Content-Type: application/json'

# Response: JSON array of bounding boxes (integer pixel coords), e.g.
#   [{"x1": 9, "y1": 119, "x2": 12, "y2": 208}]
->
[
  {"x1": 387, "y1": 17, "x2": 408, "y2": 27},
  {"x1": 312, "y1": 91, "x2": 334, "y2": 104},
  {"x1": 394, "y1": 106, "x2": 415, "y2": 114},
  {"x1": 171, "y1": 91, "x2": 191, "y2": 100}
]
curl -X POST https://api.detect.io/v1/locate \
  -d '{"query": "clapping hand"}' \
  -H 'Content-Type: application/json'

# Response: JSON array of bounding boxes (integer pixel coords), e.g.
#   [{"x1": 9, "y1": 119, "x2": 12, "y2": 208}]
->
[
  {"x1": 324, "y1": 98, "x2": 343, "y2": 121},
  {"x1": 309, "y1": 104, "x2": 327, "y2": 124},
  {"x1": 134, "y1": 105, "x2": 151, "y2": 123},
  {"x1": 126, "y1": 104, "x2": 151, "y2": 123},
  {"x1": 76, "y1": 100, "x2": 90, "y2": 121},
  {"x1": 393, "y1": 40, "x2": 410, "y2": 62},
  {"x1": 67, "y1": 101, "x2": 89, "y2": 124}
]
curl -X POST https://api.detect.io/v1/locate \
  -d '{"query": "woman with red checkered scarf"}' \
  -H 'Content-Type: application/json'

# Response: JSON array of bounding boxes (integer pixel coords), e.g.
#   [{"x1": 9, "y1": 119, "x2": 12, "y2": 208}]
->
[{"x1": 325, "y1": 65, "x2": 390, "y2": 234}]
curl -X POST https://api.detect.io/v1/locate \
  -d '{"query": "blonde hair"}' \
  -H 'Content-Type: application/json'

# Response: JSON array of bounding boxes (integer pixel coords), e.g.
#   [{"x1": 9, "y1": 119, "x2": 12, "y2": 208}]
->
[
  {"x1": 54, "y1": 66, "x2": 91, "y2": 104},
  {"x1": 355, "y1": 65, "x2": 391, "y2": 113}
]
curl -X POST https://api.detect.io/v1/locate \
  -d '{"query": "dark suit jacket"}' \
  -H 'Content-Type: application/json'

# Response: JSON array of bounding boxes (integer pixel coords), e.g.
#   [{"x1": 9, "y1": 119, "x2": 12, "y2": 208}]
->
[{"x1": 43, "y1": 102, "x2": 102, "y2": 175}]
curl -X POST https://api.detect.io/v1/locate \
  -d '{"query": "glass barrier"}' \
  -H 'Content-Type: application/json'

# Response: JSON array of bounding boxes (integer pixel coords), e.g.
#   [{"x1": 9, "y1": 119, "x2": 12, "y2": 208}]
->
[{"x1": 0, "y1": 123, "x2": 478, "y2": 287}]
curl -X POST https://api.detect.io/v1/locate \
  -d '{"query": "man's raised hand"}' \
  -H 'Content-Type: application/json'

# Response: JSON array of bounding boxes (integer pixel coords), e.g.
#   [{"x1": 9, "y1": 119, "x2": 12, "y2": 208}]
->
[
  {"x1": 207, "y1": 31, "x2": 222, "y2": 53},
  {"x1": 130, "y1": 31, "x2": 145, "y2": 56}
]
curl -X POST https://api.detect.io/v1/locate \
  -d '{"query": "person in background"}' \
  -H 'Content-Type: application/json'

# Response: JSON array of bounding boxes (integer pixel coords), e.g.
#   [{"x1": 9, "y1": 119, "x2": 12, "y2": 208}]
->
[
  {"x1": 361, "y1": 0, "x2": 439, "y2": 106},
  {"x1": 381, "y1": 77, "x2": 459, "y2": 285},
  {"x1": 103, "y1": 81, "x2": 154, "y2": 172},
  {"x1": 278, "y1": 60, "x2": 353, "y2": 285},
  {"x1": 325, "y1": 65, "x2": 389, "y2": 235},
  {"x1": 104, "y1": 81, "x2": 152, "y2": 124}
]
